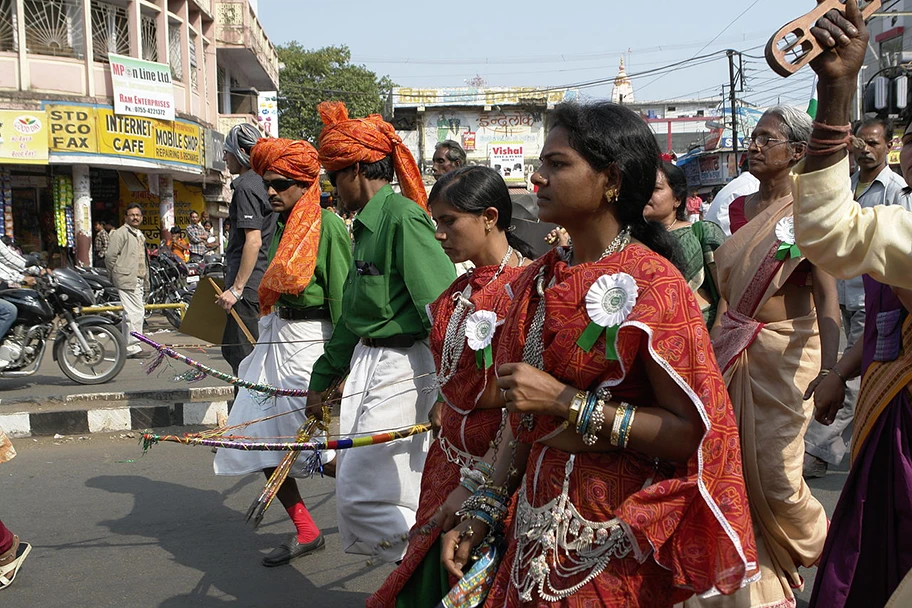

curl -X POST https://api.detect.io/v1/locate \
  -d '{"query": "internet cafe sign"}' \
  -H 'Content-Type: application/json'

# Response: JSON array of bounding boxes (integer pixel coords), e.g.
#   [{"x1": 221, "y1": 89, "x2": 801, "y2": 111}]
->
[{"x1": 109, "y1": 53, "x2": 175, "y2": 121}]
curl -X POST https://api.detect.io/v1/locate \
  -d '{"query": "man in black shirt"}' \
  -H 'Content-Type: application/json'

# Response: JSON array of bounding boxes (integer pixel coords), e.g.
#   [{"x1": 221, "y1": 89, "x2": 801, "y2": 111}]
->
[{"x1": 218, "y1": 124, "x2": 276, "y2": 380}]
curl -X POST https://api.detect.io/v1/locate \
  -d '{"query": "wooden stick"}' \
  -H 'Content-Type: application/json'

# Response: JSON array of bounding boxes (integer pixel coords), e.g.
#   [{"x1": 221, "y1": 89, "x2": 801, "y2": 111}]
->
[
  {"x1": 766, "y1": 0, "x2": 881, "y2": 77},
  {"x1": 208, "y1": 277, "x2": 256, "y2": 346}
]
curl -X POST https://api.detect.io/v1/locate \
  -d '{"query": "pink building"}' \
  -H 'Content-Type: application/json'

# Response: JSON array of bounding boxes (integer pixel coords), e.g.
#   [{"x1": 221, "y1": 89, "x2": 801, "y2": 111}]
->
[{"x1": 0, "y1": 0, "x2": 278, "y2": 263}]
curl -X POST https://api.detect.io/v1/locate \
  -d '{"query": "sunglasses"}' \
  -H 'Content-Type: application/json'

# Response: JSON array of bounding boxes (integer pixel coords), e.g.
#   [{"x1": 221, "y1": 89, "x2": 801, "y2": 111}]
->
[{"x1": 262, "y1": 177, "x2": 298, "y2": 192}]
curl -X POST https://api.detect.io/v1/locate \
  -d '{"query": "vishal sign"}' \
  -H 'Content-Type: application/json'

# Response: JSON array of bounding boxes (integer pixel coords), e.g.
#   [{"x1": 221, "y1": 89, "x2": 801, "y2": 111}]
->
[{"x1": 109, "y1": 53, "x2": 175, "y2": 121}]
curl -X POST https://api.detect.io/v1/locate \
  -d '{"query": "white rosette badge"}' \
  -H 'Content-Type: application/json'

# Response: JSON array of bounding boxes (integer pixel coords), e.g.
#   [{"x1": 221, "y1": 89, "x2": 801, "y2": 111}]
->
[
  {"x1": 577, "y1": 273, "x2": 638, "y2": 360},
  {"x1": 465, "y1": 310, "x2": 498, "y2": 369},
  {"x1": 775, "y1": 216, "x2": 801, "y2": 261}
]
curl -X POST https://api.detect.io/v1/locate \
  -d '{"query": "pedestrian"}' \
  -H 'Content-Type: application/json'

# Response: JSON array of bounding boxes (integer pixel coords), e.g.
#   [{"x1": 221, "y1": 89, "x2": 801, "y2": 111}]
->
[
  {"x1": 169, "y1": 227, "x2": 190, "y2": 262},
  {"x1": 431, "y1": 140, "x2": 466, "y2": 180},
  {"x1": 186, "y1": 210, "x2": 215, "y2": 263},
  {"x1": 803, "y1": 116, "x2": 912, "y2": 479},
  {"x1": 0, "y1": 426, "x2": 30, "y2": 591},
  {"x1": 644, "y1": 160, "x2": 726, "y2": 327},
  {"x1": 93, "y1": 219, "x2": 109, "y2": 267},
  {"x1": 219, "y1": 124, "x2": 276, "y2": 380},
  {"x1": 214, "y1": 138, "x2": 352, "y2": 567},
  {"x1": 703, "y1": 105, "x2": 840, "y2": 608},
  {"x1": 704, "y1": 156, "x2": 760, "y2": 236},
  {"x1": 305, "y1": 101, "x2": 456, "y2": 562},
  {"x1": 369, "y1": 166, "x2": 533, "y2": 606},
  {"x1": 0, "y1": 238, "x2": 32, "y2": 370},
  {"x1": 440, "y1": 101, "x2": 757, "y2": 605},
  {"x1": 105, "y1": 204, "x2": 150, "y2": 359},
  {"x1": 685, "y1": 188, "x2": 703, "y2": 222},
  {"x1": 785, "y1": 3, "x2": 912, "y2": 606}
]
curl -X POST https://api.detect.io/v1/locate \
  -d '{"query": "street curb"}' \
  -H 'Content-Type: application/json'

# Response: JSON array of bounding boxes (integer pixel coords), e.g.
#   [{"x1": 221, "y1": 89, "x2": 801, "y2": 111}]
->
[{"x1": 0, "y1": 386, "x2": 234, "y2": 438}]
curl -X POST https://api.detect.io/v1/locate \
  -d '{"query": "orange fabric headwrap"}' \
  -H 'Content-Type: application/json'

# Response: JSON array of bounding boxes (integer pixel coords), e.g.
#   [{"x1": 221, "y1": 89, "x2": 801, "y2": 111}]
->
[
  {"x1": 249, "y1": 138, "x2": 323, "y2": 315},
  {"x1": 316, "y1": 101, "x2": 428, "y2": 212}
]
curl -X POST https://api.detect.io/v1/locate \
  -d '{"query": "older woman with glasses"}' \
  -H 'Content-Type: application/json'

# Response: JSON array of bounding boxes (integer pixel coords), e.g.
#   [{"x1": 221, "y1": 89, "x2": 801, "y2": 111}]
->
[{"x1": 695, "y1": 106, "x2": 842, "y2": 608}]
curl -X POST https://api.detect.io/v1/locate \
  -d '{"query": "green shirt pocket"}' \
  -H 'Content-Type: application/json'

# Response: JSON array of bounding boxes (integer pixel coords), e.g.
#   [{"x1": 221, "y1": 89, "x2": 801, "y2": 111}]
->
[{"x1": 351, "y1": 273, "x2": 392, "y2": 322}]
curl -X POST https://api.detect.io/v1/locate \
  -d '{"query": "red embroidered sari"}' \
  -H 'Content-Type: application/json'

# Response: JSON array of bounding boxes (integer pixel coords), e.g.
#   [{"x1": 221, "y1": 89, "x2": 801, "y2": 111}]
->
[
  {"x1": 485, "y1": 246, "x2": 757, "y2": 607},
  {"x1": 369, "y1": 263, "x2": 524, "y2": 608}
]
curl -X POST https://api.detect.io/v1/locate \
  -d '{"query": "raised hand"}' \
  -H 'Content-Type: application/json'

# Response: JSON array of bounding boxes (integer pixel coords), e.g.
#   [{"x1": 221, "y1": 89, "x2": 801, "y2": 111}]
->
[{"x1": 808, "y1": 0, "x2": 869, "y2": 85}]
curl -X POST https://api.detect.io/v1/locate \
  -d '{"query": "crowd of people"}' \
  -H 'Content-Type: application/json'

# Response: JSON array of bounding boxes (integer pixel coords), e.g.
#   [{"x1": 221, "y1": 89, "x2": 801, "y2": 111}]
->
[{"x1": 1, "y1": 2, "x2": 909, "y2": 606}]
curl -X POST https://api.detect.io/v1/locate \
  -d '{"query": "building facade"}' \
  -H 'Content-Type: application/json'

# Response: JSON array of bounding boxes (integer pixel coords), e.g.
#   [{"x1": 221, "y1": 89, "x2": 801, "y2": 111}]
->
[
  {"x1": 388, "y1": 86, "x2": 579, "y2": 188},
  {"x1": 0, "y1": 0, "x2": 278, "y2": 264}
]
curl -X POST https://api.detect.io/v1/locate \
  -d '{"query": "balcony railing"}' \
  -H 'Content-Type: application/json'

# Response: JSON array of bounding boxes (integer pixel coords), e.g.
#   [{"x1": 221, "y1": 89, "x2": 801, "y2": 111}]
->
[{"x1": 214, "y1": 0, "x2": 278, "y2": 90}]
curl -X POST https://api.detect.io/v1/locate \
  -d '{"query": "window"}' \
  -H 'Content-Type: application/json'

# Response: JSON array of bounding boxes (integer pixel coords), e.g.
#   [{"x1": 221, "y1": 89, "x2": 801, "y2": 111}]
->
[
  {"x1": 168, "y1": 21, "x2": 182, "y2": 82},
  {"x1": 90, "y1": 0, "x2": 130, "y2": 63},
  {"x1": 189, "y1": 33, "x2": 198, "y2": 91},
  {"x1": 23, "y1": 0, "x2": 83, "y2": 58},
  {"x1": 141, "y1": 13, "x2": 157, "y2": 62},
  {"x1": 0, "y1": 0, "x2": 17, "y2": 52},
  {"x1": 697, "y1": 110, "x2": 705, "y2": 117}
]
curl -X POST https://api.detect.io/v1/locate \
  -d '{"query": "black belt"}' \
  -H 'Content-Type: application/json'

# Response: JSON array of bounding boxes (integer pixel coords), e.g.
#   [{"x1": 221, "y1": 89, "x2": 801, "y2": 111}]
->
[
  {"x1": 360, "y1": 335, "x2": 418, "y2": 349},
  {"x1": 275, "y1": 306, "x2": 329, "y2": 321}
]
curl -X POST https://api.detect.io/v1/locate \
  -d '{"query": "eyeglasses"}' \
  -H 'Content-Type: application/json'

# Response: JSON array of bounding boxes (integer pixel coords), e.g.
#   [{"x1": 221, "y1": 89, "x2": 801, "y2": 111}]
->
[
  {"x1": 745, "y1": 134, "x2": 790, "y2": 148},
  {"x1": 262, "y1": 177, "x2": 297, "y2": 192}
]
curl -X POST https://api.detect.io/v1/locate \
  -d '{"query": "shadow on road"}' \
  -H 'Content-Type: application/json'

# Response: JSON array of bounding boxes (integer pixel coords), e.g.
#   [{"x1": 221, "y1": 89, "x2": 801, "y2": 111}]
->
[{"x1": 86, "y1": 474, "x2": 371, "y2": 606}]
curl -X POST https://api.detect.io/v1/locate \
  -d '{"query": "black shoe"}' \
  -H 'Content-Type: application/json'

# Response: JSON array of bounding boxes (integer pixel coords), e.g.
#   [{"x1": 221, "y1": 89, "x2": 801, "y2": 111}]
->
[
  {"x1": 262, "y1": 534, "x2": 325, "y2": 567},
  {"x1": 127, "y1": 351, "x2": 152, "y2": 360}
]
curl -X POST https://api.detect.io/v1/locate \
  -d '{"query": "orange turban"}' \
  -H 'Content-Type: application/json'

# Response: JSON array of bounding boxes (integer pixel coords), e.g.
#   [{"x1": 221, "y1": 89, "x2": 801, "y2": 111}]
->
[
  {"x1": 249, "y1": 138, "x2": 323, "y2": 315},
  {"x1": 316, "y1": 101, "x2": 428, "y2": 212}
]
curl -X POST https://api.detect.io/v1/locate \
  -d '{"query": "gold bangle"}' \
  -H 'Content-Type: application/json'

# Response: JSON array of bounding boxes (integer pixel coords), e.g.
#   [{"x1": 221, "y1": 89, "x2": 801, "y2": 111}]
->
[
  {"x1": 610, "y1": 402, "x2": 628, "y2": 447},
  {"x1": 568, "y1": 390, "x2": 587, "y2": 426}
]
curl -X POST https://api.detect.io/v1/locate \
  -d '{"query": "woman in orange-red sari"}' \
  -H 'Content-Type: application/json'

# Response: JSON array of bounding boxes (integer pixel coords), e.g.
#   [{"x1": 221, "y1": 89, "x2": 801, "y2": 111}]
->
[
  {"x1": 369, "y1": 166, "x2": 533, "y2": 607},
  {"x1": 440, "y1": 102, "x2": 757, "y2": 606}
]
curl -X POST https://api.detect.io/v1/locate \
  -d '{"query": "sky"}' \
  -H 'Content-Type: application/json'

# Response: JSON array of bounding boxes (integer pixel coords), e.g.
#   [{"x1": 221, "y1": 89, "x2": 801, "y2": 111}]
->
[{"x1": 255, "y1": 0, "x2": 841, "y2": 109}]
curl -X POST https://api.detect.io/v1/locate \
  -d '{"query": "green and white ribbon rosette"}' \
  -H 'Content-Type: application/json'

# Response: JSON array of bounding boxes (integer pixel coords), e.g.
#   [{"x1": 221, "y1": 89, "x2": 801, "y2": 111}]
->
[
  {"x1": 775, "y1": 216, "x2": 801, "y2": 261},
  {"x1": 466, "y1": 310, "x2": 497, "y2": 369},
  {"x1": 577, "y1": 273, "x2": 638, "y2": 360}
]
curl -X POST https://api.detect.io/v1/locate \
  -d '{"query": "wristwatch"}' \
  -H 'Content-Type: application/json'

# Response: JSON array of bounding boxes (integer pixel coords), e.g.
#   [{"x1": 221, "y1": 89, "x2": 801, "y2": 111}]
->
[{"x1": 229, "y1": 287, "x2": 243, "y2": 300}]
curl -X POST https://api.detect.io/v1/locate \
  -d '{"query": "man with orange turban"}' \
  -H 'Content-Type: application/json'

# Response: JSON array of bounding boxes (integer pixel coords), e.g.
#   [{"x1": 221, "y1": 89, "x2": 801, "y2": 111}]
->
[
  {"x1": 215, "y1": 138, "x2": 351, "y2": 568},
  {"x1": 306, "y1": 101, "x2": 456, "y2": 562}
]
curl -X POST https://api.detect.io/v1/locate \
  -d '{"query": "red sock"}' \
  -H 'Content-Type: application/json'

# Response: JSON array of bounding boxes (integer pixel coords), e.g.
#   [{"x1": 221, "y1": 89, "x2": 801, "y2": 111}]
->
[{"x1": 286, "y1": 502, "x2": 320, "y2": 544}]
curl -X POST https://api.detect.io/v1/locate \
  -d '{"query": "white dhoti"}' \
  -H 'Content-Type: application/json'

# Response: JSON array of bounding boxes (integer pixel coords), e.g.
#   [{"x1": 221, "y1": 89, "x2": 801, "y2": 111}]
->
[
  {"x1": 214, "y1": 315, "x2": 334, "y2": 476},
  {"x1": 336, "y1": 340, "x2": 436, "y2": 562}
]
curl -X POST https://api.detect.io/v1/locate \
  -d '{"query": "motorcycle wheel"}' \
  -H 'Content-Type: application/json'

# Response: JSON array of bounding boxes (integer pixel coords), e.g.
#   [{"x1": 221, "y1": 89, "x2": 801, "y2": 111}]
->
[
  {"x1": 163, "y1": 294, "x2": 186, "y2": 330},
  {"x1": 55, "y1": 323, "x2": 126, "y2": 385}
]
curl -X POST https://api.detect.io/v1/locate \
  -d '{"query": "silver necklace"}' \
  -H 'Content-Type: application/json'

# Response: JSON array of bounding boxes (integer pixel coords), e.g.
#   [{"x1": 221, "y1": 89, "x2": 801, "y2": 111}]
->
[
  {"x1": 563, "y1": 228, "x2": 631, "y2": 265},
  {"x1": 435, "y1": 246, "x2": 515, "y2": 388}
]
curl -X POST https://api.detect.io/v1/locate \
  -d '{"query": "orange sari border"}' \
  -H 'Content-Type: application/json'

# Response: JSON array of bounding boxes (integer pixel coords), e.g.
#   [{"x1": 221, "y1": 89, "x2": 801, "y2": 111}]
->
[{"x1": 852, "y1": 315, "x2": 912, "y2": 462}]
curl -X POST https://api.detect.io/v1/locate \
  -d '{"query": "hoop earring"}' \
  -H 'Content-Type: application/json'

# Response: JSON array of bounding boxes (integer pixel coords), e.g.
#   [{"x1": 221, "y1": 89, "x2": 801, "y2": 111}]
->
[{"x1": 605, "y1": 187, "x2": 619, "y2": 203}]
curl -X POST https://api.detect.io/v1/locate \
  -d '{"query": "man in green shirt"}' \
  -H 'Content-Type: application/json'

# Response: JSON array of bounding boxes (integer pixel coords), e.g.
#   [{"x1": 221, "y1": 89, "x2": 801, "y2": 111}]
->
[
  {"x1": 307, "y1": 101, "x2": 455, "y2": 562},
  {"x1": 214, "y1": 138, "x2": 351, "y2": 568}
]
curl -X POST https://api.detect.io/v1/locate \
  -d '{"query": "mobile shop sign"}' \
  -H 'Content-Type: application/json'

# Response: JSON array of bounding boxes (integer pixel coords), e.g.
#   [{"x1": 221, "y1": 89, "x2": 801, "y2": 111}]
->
[
  {"x1": 490, "y1": 142, "x2": 524, "y2": 185},
  {"x1": 109, "y1": 54, "x2": 175, "y2": 121},
  {"x1": 0, "y1": 110, "x2": 49, "y2": 164},
  {"x1": 46, "y1": 105, "x2": 202, "y2": 168}
]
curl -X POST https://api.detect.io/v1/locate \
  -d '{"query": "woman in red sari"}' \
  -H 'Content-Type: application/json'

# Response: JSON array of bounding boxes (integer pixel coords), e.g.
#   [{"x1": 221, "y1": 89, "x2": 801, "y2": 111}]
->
[
  {"x1": 369, "y1": 166, "x2": 533, "y2": 607},
  {"x1": 440, "y1": 102, "x2": 758, "y2": 606}
]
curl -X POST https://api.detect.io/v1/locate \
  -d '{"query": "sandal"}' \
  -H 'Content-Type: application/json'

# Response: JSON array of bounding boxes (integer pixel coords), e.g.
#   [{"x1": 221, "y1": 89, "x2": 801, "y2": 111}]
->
[{"x1": 0, "y1": 536, "x2": 31, "y2": 590}]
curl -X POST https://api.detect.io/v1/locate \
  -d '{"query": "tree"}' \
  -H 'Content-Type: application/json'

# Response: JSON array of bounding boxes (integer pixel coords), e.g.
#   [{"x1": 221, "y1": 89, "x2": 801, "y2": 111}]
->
[{"x1": 276, "y1": 44, "x2": 396, "y2": 142}]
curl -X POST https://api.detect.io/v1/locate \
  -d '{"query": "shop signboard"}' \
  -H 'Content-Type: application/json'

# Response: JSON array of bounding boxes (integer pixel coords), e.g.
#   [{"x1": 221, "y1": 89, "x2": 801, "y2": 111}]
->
[
  {"x1": 888, "y1": 127, "x2": 904, "y2": 166},
  {"x1": 204, "y1": 128, "x2": 226, "y2": 172},
  {"x1": 0, "y1": 110, "x2": 49, "y2": 164},
  {"x1": 489, "y1": 141, "x2": 524, "y2": 185},
  {"x1": 46, "y1": 104, "x2": 202, "y2": 170},
  {"x1": 257, "y1": 91, "x2": 278, "y2": 137},
  {"x1": 109, "y1": 54, "x2": 175, "y2": 121},
  {"x1": 462, "y1": 131, "x2": 476, "y2": 152},
  {"x1": 698, "y1": 154, "x2": 724, "y2": 184}
]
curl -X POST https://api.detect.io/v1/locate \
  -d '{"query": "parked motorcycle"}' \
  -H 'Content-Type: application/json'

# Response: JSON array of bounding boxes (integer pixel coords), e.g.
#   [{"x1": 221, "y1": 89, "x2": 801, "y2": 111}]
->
[
  {"x1": 0, "y1": 267, "x2": 126, "y2": 385},
  {"x1": 148, "y1": 249, "x2": 194, "y2": 330}
]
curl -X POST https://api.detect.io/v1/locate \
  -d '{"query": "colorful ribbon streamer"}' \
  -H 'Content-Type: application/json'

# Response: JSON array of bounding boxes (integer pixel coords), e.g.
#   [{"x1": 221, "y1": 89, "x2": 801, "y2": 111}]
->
[
  {"x1": 133, "y1": 331, "x2": 309, "y2": 397},
  {"x1": 141, "y1": 423, "x2": 430, "y2": 453}
]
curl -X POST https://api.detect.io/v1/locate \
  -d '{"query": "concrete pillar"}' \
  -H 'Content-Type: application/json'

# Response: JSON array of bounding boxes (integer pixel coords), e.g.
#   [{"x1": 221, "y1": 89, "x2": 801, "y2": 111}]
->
[
  {"x1": 73, "y1": 165, "x2": 92, "y2": 267},
  {"x1": 159, "y1": 175, "x2": 175, "y2": 240},
  {"x1": 218, "y1": 217, "x2": 224, "y2": 254}
]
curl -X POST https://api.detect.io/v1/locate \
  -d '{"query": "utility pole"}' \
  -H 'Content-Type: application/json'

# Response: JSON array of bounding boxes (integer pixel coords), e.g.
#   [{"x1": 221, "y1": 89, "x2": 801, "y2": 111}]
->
[{"x1": 727, "y1": 50, "x2": 742, "y2": 159}]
